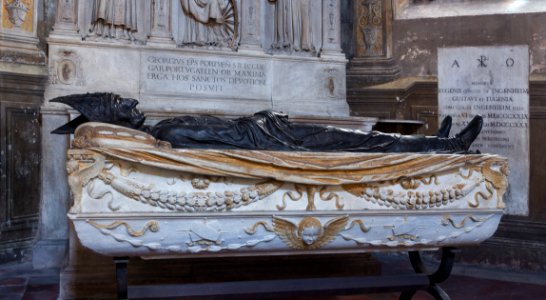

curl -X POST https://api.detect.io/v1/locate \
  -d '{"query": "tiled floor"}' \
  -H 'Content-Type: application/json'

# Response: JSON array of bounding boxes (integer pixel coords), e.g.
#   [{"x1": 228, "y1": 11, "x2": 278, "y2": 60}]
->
[{"x1": 1, "y1": 254, "x2": 546, "y2": 300}]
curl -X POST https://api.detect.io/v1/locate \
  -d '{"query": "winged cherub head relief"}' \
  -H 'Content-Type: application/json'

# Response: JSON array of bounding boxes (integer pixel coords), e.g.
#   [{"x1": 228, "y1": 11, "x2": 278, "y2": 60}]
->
[
  {"x1": 273, "y1": 216, "x2": 349, "y2": 250},
  {"x1": 298, "y1": 217, "x2": 323, "y2": 245}
]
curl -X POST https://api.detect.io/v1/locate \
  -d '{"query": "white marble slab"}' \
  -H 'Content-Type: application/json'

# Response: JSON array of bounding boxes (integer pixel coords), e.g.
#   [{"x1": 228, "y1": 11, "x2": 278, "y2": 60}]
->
[{"x1": 438, "y1": 46, "x2": 529, "y2": 216}]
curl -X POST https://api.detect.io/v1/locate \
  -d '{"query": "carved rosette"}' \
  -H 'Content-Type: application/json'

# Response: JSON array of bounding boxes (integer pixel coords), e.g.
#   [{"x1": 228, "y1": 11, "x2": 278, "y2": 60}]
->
[{"x1": 48, "y1": 49, "x2": 85, "y2": 86}]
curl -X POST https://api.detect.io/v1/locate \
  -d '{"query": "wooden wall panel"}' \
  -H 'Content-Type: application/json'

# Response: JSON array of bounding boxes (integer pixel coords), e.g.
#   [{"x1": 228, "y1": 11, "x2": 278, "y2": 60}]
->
[{"x1": 0, "y1": 72, "x2": 45, "y2": 263}]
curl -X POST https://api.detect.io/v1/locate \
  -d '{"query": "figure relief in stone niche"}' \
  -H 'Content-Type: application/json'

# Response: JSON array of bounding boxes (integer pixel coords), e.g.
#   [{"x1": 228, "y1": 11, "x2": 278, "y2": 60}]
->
[
  {"x1": 86, "y1": 0, "x2": 138, "y2": 43},
  {"x1": 179, "y1": 0, "x2": 237, "y2": 48},
  {"x1": 269, "y1": 0, "x2": 316, "y2": 54}
]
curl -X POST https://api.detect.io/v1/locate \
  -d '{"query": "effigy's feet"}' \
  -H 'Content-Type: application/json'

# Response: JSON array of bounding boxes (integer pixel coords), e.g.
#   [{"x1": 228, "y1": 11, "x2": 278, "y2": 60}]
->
[
  {"x1": 436, "y1": 116, "x2": 452, "y2": 138},
  {"x1": 455, "y1": 115, "x2": 483, "y2": 151}
]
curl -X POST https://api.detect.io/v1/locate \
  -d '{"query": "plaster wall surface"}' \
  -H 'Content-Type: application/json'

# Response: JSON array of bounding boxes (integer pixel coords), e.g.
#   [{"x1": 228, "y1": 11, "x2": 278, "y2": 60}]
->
[{"x1": 392, "y1": 12, "x2": 546, "y2": 78}]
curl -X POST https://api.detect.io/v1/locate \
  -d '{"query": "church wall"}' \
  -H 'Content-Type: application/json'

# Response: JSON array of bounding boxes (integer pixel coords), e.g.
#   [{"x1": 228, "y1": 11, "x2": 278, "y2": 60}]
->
[{"x1": 392, "y1": 12, "x2": 546, "y2": 78}]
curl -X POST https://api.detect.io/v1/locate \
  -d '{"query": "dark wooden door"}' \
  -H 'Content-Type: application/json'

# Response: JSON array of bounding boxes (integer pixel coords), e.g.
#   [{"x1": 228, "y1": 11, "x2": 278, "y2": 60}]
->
[{"x1": 0, "y1": 75, "x2": 44, "y2": 263}]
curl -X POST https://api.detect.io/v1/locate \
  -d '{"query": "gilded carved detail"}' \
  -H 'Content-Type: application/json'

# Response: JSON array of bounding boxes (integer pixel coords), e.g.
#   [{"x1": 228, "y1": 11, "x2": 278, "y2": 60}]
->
[
  {"x1": 395, "y1": 175, "x2": 439, "y2": 190},
  {"x1": 345, "y1": 219, "x2": 371, "y2": 233},
  {"x1": 355, "y1": 0, "x2": 383, "y2": 57},
  {"x1": 441, "y1": 215, "x2": 489, "y2": 229},
  {"x1": 459, "y1": 160, "x2": 508, "y2": 209},
  {"x1": 87, "y1": 220, "x2": 162, "y2": 250},
  {"x1": 98, "y1": 172, "x2": 282, "y2": 212},
  {"x1": 5, "y1": 0, "x2": 28, "y2": 27},
  {"x1": 70, "y1": 123, "x2": 508, "y2": 188},
  {"x1": 87, "y1": 220, "x2": 159, "y2": 237},
  {"x1": 482, "y1": 161, "x2": 509, "y2": 209},
  {"x1": 80, "y1": 161, "x2": 284, "y2": 212},
  {"x1": 277, "y1": 184, "x2": 343, "y2": 211},
  {"x1": 67, "y1": 151, "x2": 106, "y2": 213},
  {"x1": 342, "y1": 176, "x2": 477, "y2": 210},
  {"x1": 272, "y1": 216, "x2": 348, "y2": 250}
]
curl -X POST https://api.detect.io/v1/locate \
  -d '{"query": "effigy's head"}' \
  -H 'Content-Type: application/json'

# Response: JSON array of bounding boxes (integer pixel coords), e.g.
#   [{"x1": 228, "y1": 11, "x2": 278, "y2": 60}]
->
[
  {"x1": 50, "y1": 92, "x2": 146, "y2": 134},
  {"x1": 111, "y1": 96, "x2": 146, "y2": 129}
]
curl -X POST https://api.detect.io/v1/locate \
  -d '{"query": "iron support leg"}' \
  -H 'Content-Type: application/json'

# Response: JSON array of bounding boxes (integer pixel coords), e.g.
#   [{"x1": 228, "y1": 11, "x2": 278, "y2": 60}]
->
[
  {"x1": 114, "y1": 257, "x2": 129, "y2": 300},
  {"x1": 400, "y1": 247, "x2": 458, "y2": 300}
]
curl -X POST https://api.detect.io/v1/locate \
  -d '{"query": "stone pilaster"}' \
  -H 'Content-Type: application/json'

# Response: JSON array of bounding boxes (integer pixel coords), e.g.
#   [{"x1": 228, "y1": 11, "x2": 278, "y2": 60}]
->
[
  {"x1": 239, "y1": 0, "x2": 261, "y2": 52},
  {"x1": 148, "y1": 0, "x2": 175, "y2": 47},
  {"x1": 347, "y1": 0, "x2": 400, "y2": 86},
  {"x1": 321, "y1": 0, "x2": 343, "y2": 58},
  {"x1": 50, "y1": 0, "x2": 79, "y2": 39}
]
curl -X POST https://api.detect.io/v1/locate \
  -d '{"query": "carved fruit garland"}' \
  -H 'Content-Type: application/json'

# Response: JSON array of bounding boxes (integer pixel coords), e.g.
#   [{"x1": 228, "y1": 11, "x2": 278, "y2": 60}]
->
[
  {"x1": 94, "y1": 170, "x2": 283, "y2": 212},
  {"x1": 342, "y1": 174, "x2": 479, "y2": 210}
]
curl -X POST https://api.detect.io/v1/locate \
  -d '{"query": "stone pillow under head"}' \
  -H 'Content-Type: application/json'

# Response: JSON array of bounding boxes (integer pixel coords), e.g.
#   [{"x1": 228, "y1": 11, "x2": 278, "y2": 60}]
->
[{"x1": 72, "y1": 122, "x2": 171, "y2": 150}]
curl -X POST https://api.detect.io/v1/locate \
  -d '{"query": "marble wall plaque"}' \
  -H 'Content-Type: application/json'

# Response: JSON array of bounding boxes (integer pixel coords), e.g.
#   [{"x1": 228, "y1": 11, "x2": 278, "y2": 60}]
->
[
  {"x1": 438, "y1": 46, "x2": 529, "y2": 215},
  {"x1": 141, "y1": 52, "x2": 271, "y2": 100}
]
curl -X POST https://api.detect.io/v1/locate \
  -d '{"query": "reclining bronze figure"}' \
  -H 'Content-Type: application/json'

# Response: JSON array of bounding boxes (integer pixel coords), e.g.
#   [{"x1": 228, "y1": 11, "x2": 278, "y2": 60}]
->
[{"x1": 51, "y1": 92, "x2": 482, "y2": 153}]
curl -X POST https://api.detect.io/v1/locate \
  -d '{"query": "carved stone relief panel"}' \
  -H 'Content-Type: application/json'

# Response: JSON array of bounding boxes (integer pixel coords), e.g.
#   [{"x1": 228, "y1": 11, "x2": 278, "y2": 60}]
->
[
  {"x1": 0, "y1": 0, "x2": 41, "y2": 59},
  {"x1": 239, "y1": 0, "x2": 260, "y2": 49},
  {"x1": 150, "y1": 0, "x2": 172, "y2": 38},
  {"x1": 51, "y1": 0, "x2": 79, "y2": 36},
  {"x1": 176, "y1": 0, "x2": 238, "y2": 48},
  {"x1": 79, "y1": 1, "x2": 151, "y2": 43},
  {"x1": 2, "y1": 0, "x2": 33, "y2": 31},
  {"x1": 355, "y1": 0, "x2": 384, "y2": 57},
  {"x1": 346, "y1": 0, "x2": 399, "y2": 86},
  {"x1": 48, "y1": 49, "x2": 85, "y2": 86},
  {"x1": 321, "y1": 0, "x2": 343, "y2": 56},
  {"x1": 56, "y1": 0, "x2": 348, "y2": 56},
  {"x1": 267, "y1": 0, "x2": 322, "y2": 55}
]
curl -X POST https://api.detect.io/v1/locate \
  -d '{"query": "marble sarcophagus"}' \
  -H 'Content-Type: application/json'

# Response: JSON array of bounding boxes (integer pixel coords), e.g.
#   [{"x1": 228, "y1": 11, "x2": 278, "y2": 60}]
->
[{"x1": 67, "y1": 122, "x2": 508, "y2": 258}]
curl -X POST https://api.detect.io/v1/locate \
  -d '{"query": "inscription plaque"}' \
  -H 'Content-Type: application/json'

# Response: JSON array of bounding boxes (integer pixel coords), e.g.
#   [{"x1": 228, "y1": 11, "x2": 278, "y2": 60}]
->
[
  {"x1": 438, "y1": 46, "x2": 530, "y2": 215},
  {"x1": 141, "y1": 52, "x2": 271, "y2": 100}
]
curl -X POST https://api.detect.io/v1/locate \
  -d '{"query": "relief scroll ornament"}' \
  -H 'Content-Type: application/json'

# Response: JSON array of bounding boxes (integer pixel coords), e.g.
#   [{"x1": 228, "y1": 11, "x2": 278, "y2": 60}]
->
[
  {"x1": 277, "y1": 184, "x2": 344, "y2": 212},
  {"x1": 87, "y1": 220, "x2": 162, "y2": 250}
]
